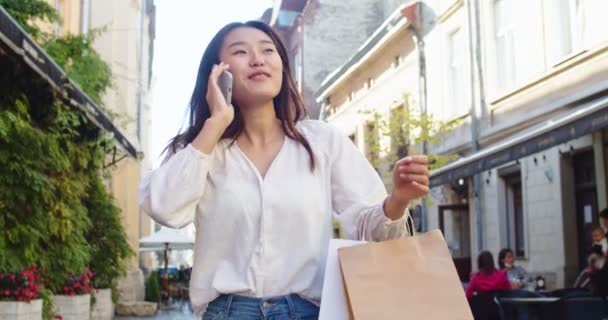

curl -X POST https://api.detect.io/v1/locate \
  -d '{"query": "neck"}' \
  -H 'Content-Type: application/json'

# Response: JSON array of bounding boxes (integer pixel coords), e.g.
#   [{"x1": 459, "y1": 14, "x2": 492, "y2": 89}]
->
[{"x1": 238, "y1": 100, "x2": 283, "y2": 146}]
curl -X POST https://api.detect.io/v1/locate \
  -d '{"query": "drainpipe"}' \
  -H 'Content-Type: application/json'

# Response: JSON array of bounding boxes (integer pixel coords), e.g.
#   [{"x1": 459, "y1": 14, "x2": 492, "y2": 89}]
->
[
  {"x1": 413, "y1": 27, "x2": 429, "y2": 231},
  {"x1": 137, "y1": 0, "x2": 147, "y2": 266},
  {"x1": 466, "y1": 0, "x2": 484, "y2": 251},
  {"x1": 80, "y1": 0, "x2": 90, "y2": 34},
  {"x1": 402, "y1": 2, "x2": 432, "y2": 231},
  {"x1": 136, "y1": 0, "x2": 146, "y2": 142}
]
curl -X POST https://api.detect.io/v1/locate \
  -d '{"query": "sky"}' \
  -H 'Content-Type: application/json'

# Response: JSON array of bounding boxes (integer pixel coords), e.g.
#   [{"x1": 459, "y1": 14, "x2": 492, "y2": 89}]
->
[{"x1": 148, "y1": 0, "x2": 273, "y2": 167}]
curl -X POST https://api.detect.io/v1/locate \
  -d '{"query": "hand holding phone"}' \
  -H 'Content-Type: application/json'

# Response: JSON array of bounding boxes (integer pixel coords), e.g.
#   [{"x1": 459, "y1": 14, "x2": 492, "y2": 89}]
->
[
  {"x1": 205, "y1": 63, "x2": 234, "y2": 128},
  {"x1": 218, "y1": 70, "x2": 232, "y2": 106}
]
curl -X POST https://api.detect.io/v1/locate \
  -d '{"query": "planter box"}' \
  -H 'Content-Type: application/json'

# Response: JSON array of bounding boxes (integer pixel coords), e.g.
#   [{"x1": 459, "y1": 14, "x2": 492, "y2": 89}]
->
[
  {"x1": 53, "y1": 294, "x2": 90, "y2": 320},
  {"x1": 91, "y1": 288, "x2": 114, "y2": 320},
  {"x1": 0, "y1": 299, "x2": 42, "y2": 320}
]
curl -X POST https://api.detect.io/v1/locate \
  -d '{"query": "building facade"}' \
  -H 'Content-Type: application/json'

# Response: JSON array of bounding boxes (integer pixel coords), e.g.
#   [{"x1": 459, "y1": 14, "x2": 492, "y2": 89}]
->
[
  {"x1": 46, "y1": 0, "x2": 156, "y2": 301},
  {"x1": 319, "y1": 0, "x2": 608, "y2": 289},
  {"x1": 263, "y1": 0, "x2": 401, "y2": 117}
]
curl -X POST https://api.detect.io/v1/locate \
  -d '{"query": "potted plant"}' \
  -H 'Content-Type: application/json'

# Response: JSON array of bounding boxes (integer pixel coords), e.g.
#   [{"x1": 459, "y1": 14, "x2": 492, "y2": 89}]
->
[
  {"x1": 84, "y1": 170, "x2": 133, "y2": 320},
  {"x1": 144, "y1": 271, "x2": 160, "y2": 304},
  {"x1": 0, "y1": 266, "x2": 43, "y2": 319},
  {"x1": 51, "y1": 269, "x2": 93, "y2": 320}
]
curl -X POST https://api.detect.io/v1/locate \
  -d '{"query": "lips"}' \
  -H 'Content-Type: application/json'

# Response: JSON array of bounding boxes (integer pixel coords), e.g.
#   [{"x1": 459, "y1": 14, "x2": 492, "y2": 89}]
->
[{"x1": 248, "y1": 71, "x2": 271, "y2": 79}]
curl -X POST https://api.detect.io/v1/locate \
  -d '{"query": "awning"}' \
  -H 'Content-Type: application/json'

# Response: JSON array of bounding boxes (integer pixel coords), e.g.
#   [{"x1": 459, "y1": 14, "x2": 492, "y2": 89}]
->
[
  {"x1": 0, "y1": 6, "x2": 138, "y2": 159},
  {"x1": 139, "y1": 227, "x2": 194, "y2": 251},
  {"x1": 430, "y1": 95, "x2": 608, "y2": 188}
]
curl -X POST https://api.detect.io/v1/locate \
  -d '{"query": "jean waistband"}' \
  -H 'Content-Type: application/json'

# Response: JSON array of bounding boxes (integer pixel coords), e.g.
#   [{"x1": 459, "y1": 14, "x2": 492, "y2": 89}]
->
[
  {"x1": 209, "y1": 293, "x2": 314, "y2": 317},
  {"x1": 214, "y1": 293, "x2": 304, "y2": 304}
]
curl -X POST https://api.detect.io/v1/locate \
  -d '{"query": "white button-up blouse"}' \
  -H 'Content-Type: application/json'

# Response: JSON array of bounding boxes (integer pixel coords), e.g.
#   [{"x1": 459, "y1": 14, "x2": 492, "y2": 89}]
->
[{"x1": 138, "y1": 120, "x2": 408, "y2": 314}]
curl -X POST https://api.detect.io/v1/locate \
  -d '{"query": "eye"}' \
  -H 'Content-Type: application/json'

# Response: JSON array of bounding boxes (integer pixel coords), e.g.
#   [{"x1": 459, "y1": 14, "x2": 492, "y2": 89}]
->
[
  {"x1": 263, "y1": 48, "x2": 275, "y2": 53},
  {"x1": 233, "y1": 50, "x2": 246, "y2": 55}
]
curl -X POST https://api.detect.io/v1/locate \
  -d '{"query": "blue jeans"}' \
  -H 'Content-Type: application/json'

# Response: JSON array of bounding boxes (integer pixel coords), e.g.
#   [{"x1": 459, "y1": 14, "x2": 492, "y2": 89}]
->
[{"x1": 202, "y1": 294, "x2": 319, "y2": 320}]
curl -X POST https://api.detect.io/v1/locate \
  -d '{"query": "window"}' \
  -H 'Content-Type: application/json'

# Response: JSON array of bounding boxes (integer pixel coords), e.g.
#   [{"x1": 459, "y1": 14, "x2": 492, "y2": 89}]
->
[
  {"x1": 366, "y1": 77, "x2": 374, "y2": 89},
  {"x1": 493, "y1": 0, "x2": 516, "y2": 91},
  {"x1": 447, "y1": 27, "x2": 468, "y2": 117},
  {"x1": 503, "y1": 172, "x2": 525, "y2": 257},
  {"x1": 541, "y1": 0, "x2": 608, "y2": 68},
  {"x1": 563, "y1": 0, "x2": 608, "y2": 53},
  {"x1": 543, "y1": 0, "x2": 574, "y2": 65},
  {"x1": 394, "y1": 55, "x2": 401, "y2": 68},
  {"x1": 578, "y1": 0, "x2": 608, "y2": 48}
]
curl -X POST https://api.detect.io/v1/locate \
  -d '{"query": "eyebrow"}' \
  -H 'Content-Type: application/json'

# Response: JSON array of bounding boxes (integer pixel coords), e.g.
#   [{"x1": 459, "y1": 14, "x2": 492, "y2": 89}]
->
[{"x1": 228, "y1": 40, "x2": 274, "y2": 48}]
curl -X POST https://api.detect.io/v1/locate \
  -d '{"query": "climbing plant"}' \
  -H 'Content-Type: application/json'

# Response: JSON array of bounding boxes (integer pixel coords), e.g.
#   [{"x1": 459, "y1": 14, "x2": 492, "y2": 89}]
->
[{"x1": 0, "y1": 1, "x2": 133, "y2": 316}]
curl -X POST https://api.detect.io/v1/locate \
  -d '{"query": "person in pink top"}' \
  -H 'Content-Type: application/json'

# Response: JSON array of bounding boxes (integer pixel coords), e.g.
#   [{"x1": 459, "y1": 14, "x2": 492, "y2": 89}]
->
[{"x1": 466, "y1": 251, "x2": 512, "y2": 298}]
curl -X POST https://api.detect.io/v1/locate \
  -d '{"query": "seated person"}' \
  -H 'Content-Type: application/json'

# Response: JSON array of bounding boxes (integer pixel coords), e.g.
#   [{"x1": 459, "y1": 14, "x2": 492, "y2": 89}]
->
[
  {"x1": 588, "y1": 245, "x2": 608, "y2": 297},
  {"x1": 591, "y1": 225, "x2": 608, "y2": 256},
  {"x1": 574, "y1": 245, "x2": 607, "y2": 291},
  {"x1": 600, "y1": 208, "x2": 608, "y2": 239},
  {"x1": 498, "y1": 248, "x2": 532, "y2": 290},
  {"x1": 466, "y1": 251, "x2": 511, "y2": 298}
]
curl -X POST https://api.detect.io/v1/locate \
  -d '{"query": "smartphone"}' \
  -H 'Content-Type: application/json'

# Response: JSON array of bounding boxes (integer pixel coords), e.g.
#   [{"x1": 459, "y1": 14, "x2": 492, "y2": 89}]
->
[{"x1": 218, "y1": 70, "x2": 233, "y2": 105}]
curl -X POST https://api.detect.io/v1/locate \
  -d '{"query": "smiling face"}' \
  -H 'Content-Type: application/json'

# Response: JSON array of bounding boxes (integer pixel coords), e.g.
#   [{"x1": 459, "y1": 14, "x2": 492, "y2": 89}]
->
[
  {"x1": 593, "y1": 228, "x2": 605, "y2": 243},
  {"x1": 218, "y1": 27, "x2": 284, "y2": 107}
]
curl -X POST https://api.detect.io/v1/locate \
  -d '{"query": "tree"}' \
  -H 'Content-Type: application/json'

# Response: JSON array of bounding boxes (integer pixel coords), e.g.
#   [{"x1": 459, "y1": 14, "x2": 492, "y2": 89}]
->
[{"x1": 361, "y1": 93, "x2": 458, "y2": 183}]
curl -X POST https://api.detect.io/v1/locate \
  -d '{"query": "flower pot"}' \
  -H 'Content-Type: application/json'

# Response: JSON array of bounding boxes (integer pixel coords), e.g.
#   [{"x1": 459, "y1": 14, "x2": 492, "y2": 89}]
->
[
  {"x1": 0, "y1": 299, "x2": 42, "y2": 320},
  {"x1": 91, "y1": 288, "x2": 113, "y2": 320},
  {"x1": 53, "y1": 294, "x2": 90, "y2": 320}
]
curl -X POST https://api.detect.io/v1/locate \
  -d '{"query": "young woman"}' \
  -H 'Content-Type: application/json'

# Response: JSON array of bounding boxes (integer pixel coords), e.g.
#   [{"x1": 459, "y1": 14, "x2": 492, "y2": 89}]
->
[
  {"x1": 466, "y1": 251, "x2": 511, "y2": 298},
  {"x1": 498, "y1": 248, "x2": 531, "y2": 290},
  {"x1": 139, "y1": 21, "x2": 430, "y2": 320}
]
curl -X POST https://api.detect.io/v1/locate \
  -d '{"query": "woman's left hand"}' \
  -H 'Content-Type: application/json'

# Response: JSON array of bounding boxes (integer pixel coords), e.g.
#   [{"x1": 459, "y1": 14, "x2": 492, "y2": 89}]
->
[{"x1": 391, "y1": 155, "x2": 430, "y2": 206}]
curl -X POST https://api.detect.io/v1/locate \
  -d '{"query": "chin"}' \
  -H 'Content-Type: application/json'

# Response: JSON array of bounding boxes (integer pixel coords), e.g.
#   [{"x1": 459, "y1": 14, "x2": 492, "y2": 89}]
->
[{"x1": 247, "y1": 88, "x2": 281, "y2": 102}]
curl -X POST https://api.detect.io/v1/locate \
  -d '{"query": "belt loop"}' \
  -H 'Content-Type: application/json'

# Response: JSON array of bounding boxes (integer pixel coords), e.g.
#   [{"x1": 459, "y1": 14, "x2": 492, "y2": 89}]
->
[
  {"x1": 224, "y1": 295, "x2": 233, "y2": 316},
  {"x1": 285, "y1": 294, "x2": 296, "y2": 318}
]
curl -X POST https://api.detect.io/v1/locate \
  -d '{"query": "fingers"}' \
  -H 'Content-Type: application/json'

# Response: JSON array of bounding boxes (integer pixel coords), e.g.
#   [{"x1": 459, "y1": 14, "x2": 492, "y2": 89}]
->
[
  {"x1": 207, "y1": 62, "x2": 231, "y2": 106},
  {"x1": 396, "y1": 163, "x2": 429, "y2": 176},
  {"x1": 395, "y1": 155, "x2": 431, "y2": 192},
  {"x1": 408, "y1": 180, "x2": 430, "y2": 194},
  {"x1": 395, "y1": 155, "x2": 428, "y2": 167},
  {"x1": 398, "y1": 172, "x2": 429, "y2": 186},
  {"x1": 209, "y1": 62, "x2": 231, "y2": 84}
]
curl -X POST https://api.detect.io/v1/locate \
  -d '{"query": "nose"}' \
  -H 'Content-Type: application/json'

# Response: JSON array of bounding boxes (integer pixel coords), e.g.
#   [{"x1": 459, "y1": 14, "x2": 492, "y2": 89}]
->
[{"x1": 249, "y1": 51, "x2": 265, "y2": 67}]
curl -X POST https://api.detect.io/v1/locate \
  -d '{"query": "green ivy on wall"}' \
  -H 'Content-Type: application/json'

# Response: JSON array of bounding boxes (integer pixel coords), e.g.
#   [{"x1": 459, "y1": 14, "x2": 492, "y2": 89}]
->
[{"x1": 0, "y1": 0, "x2": 133, "y2": 312}]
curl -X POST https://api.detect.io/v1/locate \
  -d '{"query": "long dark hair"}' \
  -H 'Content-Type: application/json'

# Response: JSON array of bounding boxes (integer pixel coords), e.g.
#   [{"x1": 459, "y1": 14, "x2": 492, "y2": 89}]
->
[
  {"x1": 477, "y1": 251, "x2": 496, "y2": 275},
  {"x1": 167, "y1": 21, "x2": 315, "y2": 170},
  {"x1": 498, "y1": 248, "x2": 512, "y2": 270}
]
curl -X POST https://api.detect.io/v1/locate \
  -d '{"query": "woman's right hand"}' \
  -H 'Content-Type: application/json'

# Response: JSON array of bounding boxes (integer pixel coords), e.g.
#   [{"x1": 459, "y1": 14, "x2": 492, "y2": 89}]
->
[
  {"x1": 191, "y1": 62, "x2": 234, "y2": 154},
  {"x1": 206, "y1": 62, "x2": 234, "y2": 128}
]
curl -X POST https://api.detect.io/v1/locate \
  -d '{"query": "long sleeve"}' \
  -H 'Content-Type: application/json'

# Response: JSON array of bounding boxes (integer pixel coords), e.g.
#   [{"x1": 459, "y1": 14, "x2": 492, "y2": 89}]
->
[
  {"x1": 138, "y1": 144, "x2": 213, "y2": 228},
  {"x1": 497, "y1": 271, "x2": 512, "y2": 291},
  {"x1": 465, "y1": 274, "x2": 478, "y2": 298},
  {"x1": 326, "y1": 125, "x2": 408, "y2": 241}
]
